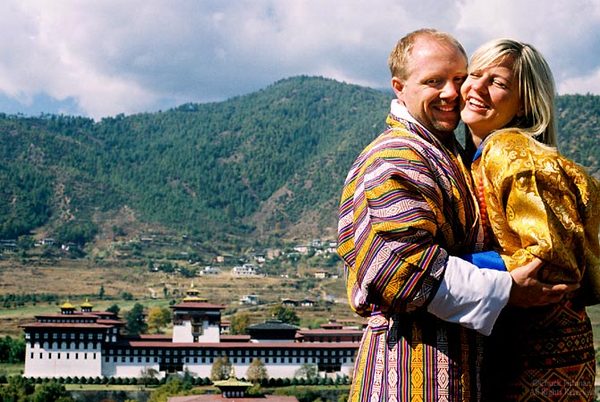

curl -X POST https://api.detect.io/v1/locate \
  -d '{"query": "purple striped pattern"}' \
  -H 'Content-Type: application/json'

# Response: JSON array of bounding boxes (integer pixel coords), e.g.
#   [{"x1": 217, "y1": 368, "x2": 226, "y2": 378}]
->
[{"x1": 338, "y1": 115, "x2": 483, "y2": 401}]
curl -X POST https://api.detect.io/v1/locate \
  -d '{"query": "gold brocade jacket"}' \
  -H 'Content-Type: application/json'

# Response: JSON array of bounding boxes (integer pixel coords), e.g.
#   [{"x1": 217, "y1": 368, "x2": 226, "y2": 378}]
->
[{"x1": 472, "y1": 130, "x2": 600, "y2": 285}]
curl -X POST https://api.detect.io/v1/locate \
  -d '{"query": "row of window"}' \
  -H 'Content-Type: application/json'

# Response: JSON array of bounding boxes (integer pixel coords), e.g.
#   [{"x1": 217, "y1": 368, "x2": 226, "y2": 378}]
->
[
  {"x1": 38, "y1": 318, "x2": 95, "y2": 323},
  {"x1": 29, "y1": 353, "x2": 354, "y2": 365},
  {"x1": 101, "y1": 356, "x2": 352, "y2": 365},
  {"x1": 32, "y1": 332, "x2": 103, "y2": 340},
  {"x1": 32, "y1": 342, "x2": 101, "y2": 350},
  {"x1": 106, "y1": 348, "x2": 355, "y2": 357},
  {"x1": 31, "y1": 352, "x2": 97, "y2": 360}
]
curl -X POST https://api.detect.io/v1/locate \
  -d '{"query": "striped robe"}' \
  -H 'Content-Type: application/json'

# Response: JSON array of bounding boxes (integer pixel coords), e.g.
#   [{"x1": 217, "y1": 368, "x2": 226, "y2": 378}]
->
[{"x1": 338, "y1": 113, "x2": 483, "y2": 401}]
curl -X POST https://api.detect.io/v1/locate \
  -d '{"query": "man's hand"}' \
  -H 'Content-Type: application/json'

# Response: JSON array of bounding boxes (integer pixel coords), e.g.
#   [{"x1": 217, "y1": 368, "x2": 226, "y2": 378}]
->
[{"x1": 508, "y1": 258, "x2": 579, "y2": 307}]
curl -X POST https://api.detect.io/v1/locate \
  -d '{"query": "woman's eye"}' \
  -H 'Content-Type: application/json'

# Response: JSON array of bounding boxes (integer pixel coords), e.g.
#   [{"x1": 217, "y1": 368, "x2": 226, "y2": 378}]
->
[{"x1": 493, "y1": 79, "x2": 508, "y2": 89}]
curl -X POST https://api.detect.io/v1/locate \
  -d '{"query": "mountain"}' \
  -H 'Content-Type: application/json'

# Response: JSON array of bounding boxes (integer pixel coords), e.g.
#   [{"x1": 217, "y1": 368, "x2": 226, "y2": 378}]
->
[{"x1": 0, "y1": 76, "x2": 598, "y2": 252}]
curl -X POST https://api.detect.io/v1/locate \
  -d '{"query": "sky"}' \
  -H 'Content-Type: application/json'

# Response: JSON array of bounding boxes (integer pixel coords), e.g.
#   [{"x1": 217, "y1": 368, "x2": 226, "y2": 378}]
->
[{"x1": 1, "y1": 0, "x2": 599, "y2": 120}]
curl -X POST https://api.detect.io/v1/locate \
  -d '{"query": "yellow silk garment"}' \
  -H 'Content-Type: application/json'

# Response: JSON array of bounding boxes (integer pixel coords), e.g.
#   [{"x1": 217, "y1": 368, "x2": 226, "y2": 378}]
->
[{"x1": 472, "y1": 130, "x2": 600, "y2": 285}]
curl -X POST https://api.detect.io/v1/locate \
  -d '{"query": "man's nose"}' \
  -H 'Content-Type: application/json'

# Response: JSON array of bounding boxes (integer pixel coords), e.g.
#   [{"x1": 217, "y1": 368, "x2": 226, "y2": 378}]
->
[{"x1": 440, "y1": 81, "x2": 460, "y2": 99}]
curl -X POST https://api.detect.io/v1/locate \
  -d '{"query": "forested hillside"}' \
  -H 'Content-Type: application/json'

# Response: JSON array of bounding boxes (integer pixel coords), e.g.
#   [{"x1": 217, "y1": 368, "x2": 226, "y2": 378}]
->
[{"x1": 0, "y1": 76, "x2": 598, "y2": 251}]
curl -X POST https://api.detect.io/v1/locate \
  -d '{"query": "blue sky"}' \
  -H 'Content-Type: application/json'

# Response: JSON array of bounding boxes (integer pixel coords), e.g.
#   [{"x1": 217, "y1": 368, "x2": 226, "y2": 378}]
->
[{"x1": 1, "y1": 0, "x2": 599, "y2": 119}]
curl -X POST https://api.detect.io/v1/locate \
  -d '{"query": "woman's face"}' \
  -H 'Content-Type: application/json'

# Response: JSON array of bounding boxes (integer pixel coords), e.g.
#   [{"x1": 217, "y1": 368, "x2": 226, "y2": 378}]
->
[{"x1": 460, "y1": 57, "x2": 523, "y2": 146}]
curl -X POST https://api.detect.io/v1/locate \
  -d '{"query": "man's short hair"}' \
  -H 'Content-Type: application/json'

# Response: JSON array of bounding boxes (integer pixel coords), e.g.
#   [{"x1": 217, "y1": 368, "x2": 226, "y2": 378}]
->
[{"x1": 388, "y1": 28, "x2": 467, "y2": 80}]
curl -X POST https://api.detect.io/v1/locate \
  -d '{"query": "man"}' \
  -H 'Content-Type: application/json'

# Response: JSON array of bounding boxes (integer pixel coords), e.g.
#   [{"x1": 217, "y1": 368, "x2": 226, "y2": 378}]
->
[{"x1": 337, "y1": 29, "x2": 573, "y2": 401}]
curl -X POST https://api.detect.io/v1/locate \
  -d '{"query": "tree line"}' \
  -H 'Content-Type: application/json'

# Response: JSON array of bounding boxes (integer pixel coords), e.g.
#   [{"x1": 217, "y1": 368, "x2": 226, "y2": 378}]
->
[{"x1": 0, "y1": 78, "x2": 598, "y2": 250}]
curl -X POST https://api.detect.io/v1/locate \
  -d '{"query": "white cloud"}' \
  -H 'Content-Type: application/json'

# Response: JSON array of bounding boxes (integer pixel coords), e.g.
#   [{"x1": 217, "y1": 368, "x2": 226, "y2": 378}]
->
[
  {"x1": 0, "y1": 0, "x2": 598, "y2": 118},
  {"x1": 559, "y1": 67, "x2": 600, "y2": 94}
]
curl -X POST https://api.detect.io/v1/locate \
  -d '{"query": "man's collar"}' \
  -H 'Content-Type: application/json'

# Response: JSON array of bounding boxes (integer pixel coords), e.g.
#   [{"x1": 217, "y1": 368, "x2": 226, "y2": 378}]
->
[{"x1": 390, "y1": 99, "x2": 424, "y2": 130}]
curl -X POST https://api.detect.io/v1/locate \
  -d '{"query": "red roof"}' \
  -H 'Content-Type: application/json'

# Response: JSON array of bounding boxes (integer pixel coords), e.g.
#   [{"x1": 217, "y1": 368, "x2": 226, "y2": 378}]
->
[
  {"x1": 122, "y1": 340, "x2": 358, "y2": 349},
  {"x1": 220, "y1": 335, "x2": 251, "y2": 342},
  {"x1": 171, "y1": 302, "x2": 226, "y2": 310},
  {"x1": 34, "y1": 313, "x2": 102, "y2": 320},
  {"x1": 297, "y1": 329, "x2": 363, "y2": 335},
  {"x1": 169, "y1": 395, "x2": 298, "y2": 401},
  {"x1": 21, "y1": 322, "x2": 112, "y2": 329},
  {"x1": 137, "y1": 334, "x2": 172, "y2": 341}
]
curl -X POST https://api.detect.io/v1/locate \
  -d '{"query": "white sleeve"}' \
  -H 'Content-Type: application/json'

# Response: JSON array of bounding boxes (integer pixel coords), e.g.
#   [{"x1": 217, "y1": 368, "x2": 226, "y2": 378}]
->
[{"x1": 426, "y1": 255, "x2": 512, "y2": 336}]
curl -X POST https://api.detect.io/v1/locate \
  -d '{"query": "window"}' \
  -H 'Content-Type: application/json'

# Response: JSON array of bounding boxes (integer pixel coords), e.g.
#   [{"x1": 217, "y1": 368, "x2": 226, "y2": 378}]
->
[{"x1": 30, "y1": 352, "x2": 34, "y2": 359}]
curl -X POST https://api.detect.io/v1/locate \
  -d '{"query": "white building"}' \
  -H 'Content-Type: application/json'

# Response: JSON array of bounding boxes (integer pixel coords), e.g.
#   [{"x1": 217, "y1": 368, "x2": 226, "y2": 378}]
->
[
  {"x1": 231, "y1": 264, "x2": 260, "y2": 277},
  {"x1": 198, "y1": 266, "x2": 221, "y2": 276},
  {"x1": 22, "y1": 286, "x2": 359, "y2": 380}
]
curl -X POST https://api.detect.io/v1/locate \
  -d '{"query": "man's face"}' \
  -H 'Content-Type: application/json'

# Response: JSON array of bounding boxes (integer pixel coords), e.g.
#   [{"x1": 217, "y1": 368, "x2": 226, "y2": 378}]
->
[{"x1": 393, "y1": 37, "x2": 468, "y2": 141}]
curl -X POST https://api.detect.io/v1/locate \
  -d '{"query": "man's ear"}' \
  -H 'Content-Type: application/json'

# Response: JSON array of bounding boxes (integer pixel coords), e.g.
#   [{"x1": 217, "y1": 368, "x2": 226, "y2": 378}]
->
[{"x1": 391, "y1": 77, "x2": 404, "y2": 98}]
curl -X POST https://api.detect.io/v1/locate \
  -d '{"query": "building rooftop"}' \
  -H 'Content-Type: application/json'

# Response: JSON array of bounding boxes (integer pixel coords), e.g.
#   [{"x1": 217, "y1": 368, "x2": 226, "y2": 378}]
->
[
  {"x1": 247, "y1": 320, "x2": 298, "y2": 331},
  {"x1": 168, "y1": 396, "x2": 298, "y2": 402},
  {"x1": 20, "y1": 322, "x2": 113, "y2": 330},
  {"x1": 121, "y1": 340, "x2": 357, "y2": 349},
  {"x1": 171, "y1": 302, "x2": 226, "y2": 310}
]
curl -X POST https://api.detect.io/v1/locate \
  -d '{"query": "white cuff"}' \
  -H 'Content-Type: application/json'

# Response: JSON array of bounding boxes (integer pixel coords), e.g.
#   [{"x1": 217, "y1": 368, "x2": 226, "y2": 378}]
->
[{"x1": 427, "y1": 255, "x2": 512, "y2": 335}]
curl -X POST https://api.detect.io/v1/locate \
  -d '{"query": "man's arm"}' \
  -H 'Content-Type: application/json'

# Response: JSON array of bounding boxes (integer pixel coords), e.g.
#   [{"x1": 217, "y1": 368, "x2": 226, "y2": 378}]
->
[{"x1": 427, "y1": 257, "x2": 577, "y2": 335}]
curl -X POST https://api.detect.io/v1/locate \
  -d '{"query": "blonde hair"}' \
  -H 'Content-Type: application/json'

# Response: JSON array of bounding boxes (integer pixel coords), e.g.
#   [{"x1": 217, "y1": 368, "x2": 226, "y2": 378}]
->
[
  {"x1": 469, "y1": 38, "x2": 557, "y2": 146},
  {"x1": 388, "y1": 28, "x2": 467, "y2": 80}
]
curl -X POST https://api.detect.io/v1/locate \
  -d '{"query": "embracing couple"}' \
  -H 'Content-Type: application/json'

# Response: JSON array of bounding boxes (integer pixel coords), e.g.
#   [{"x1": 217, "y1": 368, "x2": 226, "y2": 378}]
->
[{"x1": 338, "y1": 28, "x2": 600, "y2": 401}]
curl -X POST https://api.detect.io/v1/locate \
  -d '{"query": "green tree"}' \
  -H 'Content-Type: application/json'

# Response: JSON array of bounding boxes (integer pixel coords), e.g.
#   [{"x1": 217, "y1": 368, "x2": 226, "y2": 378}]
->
[
  {"x1": 124, "y1": 303, "x2": 147, "y2": 335},
  {"x1": 246, "y1": 358, "x2": 268, "y2": 383},
  {"x1": 295, "y1": 363, "x2": 318, "y2": 379},
  {"x1": 98, "y1": 285, "x2": 105, "y2": 299},
  {"x1": 139, "y1": 367, "x2": 159, "y2": 387},
  {"x1": 147, "y1": 306, "x2": 172, "y2": 333},
  {"x1": 210, "y1": 356, "x2": 232, "y2": 381},
  {"x1": 148, "y1": 377, "x2": 186, "y2": 402},
  {"x1": 0, "y1": 336, "x2": 25, "y2": 363},
  {"x1": 106, "y1": 303, "x2": 120, "y2": 315},
  {"x1": 0, "y1": 375, "x2": 33, "y2": 401},
  {"x1": 269, "y1": 305, "x2": 300, "y2": 326},
  {"x1": 31, "y1": 381, "x2": 74, "y2": 402},
  {"x1": 55, "y1": 219, "x2": 98, "y2": 246},
  {"x1": 230, "y1": 312, "x2": 251, "y2": 335}
]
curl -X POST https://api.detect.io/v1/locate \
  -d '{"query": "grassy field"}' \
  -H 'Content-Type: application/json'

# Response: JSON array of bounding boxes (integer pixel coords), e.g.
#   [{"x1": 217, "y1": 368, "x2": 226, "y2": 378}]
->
[
  {"x1": 0, "y1": 363, "x2": 23, "y2": 376},
  {"x1": 0, "y1": 259, "x2": 354, "y2": 337}
]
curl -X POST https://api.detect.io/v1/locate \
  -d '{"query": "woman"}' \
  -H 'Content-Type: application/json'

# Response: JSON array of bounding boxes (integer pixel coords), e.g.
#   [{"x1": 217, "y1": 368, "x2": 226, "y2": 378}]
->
[{"x1": 460, "y1": 38, "x2": 600, "y2": 401}]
